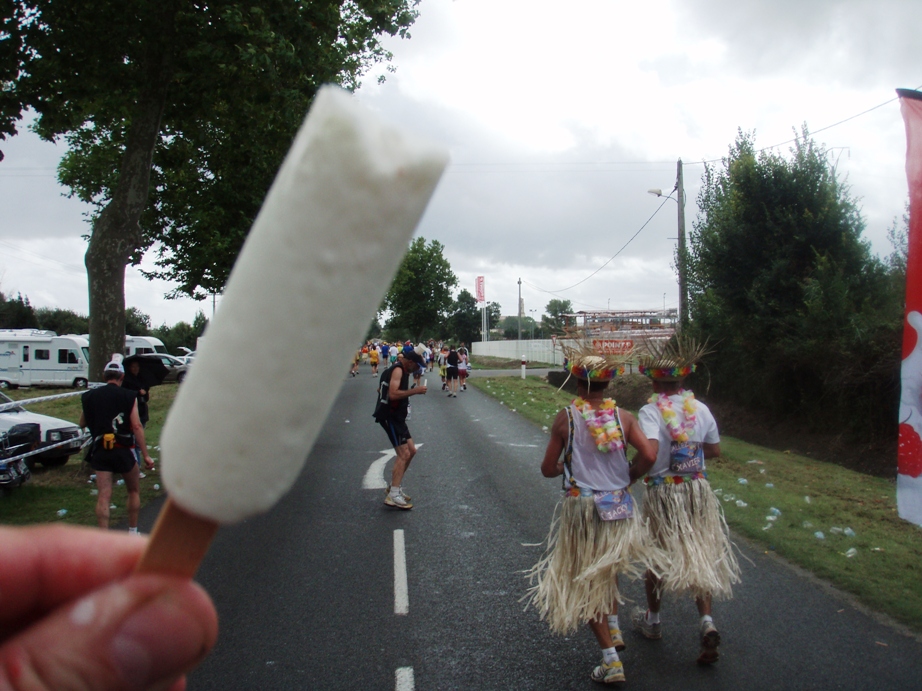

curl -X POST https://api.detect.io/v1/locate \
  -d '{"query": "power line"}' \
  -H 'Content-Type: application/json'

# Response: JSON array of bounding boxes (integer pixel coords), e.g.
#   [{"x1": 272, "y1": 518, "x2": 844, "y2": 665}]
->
[{"x1": 523, "y1": 194, "x2": 672, "y2": 296}]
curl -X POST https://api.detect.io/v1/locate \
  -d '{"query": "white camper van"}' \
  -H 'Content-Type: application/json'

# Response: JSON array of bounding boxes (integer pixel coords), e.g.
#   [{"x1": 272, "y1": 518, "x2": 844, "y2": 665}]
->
[
  {"x1": 124, "y1": 335, "x2": 168, "y2": 356},
  {"x1": 0, "y1": 330, "x2": 90, "y2": 389}
]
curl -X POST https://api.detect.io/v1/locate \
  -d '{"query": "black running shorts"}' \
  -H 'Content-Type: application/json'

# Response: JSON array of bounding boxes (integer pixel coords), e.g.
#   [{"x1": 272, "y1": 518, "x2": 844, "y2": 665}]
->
[
  {"x1": 379, "y1": 418, "x2": 412, "y2": 448},
  {"x1": 89, "y1": 447, "x2": 136, "y2": 474},
  {"x1": 446, "y1": 366, "x2": 459, "y2": 380}
]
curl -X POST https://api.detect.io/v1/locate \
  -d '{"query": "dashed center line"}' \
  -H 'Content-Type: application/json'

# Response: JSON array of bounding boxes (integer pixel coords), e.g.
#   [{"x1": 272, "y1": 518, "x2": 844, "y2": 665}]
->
[{"x1": 394, "y1": 529, "x2": 409, "y2": 615}]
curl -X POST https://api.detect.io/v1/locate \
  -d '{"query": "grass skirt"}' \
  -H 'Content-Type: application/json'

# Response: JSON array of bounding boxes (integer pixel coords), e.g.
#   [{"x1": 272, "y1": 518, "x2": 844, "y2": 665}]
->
[
  {"x1": 642, "y1": 478, "x2": 741, "y2": 600},
  {"x1": 524, "y1": 495, "x2": 653, "y2": 635}
]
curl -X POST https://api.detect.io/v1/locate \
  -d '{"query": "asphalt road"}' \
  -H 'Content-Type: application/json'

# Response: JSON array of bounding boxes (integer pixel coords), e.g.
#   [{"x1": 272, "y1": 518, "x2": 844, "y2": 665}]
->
[{"x1": 139, "y1": 369, "x2": 922, "y2": 690}]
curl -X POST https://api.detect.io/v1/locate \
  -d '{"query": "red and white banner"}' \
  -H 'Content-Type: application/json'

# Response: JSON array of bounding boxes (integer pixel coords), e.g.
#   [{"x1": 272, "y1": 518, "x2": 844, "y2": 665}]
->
[
  {"x1": 897, "y1": 89, "x2": 922, "y2": 526},
  {"x1": 475, "y1": 275, "x2": 485, "y2": 303},
  {"x1": 592, "y1": 339, "x2": 633, "y2": 355}
]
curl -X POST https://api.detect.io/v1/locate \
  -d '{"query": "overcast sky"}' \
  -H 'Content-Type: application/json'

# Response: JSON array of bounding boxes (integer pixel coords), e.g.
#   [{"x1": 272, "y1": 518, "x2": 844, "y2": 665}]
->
[{"x1": 1, "y1": 0, "x2": 919, "y2": 328}]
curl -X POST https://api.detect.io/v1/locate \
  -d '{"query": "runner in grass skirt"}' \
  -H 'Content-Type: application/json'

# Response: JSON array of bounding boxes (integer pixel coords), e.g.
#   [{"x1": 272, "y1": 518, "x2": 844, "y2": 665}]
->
[
  {"x1": 526, "y1": 342, "x2": 658, "y2": 685},
  {"x1": 633, "y1": 335, "x2": 741, "y2": 665}
]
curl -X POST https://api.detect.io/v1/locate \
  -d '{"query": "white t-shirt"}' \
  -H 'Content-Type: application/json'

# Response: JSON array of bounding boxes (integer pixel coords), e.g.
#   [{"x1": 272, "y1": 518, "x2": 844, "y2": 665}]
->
[{"x1": 639, "y1": 393, "x2": 719, "y2": 477}]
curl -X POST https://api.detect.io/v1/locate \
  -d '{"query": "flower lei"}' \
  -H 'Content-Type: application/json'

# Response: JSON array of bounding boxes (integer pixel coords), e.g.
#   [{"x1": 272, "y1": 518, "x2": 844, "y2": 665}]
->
[
  {"x1": 573, "y1": 397, "x2": 624, "y2": 452},
  {"x1": 649, "y1": 390, "x2": 697, "y2": 441}
]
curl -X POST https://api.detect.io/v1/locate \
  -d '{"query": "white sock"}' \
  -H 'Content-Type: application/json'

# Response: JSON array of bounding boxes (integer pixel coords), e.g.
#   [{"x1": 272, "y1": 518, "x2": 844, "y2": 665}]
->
[
  {"x1": 390, "y1": 485, "x2": 401, "y2": 497},
  {"x1": 701, "y1": 615, "x2": 714, "y2": 626},
  {"x1": 607, "y1": 614, "x2": 620, "y2": 631},
  {"x1": 128, "y1": 526, "x2": 139, "y2": 534},
  {"x1": 646, "y1": 610, "x2": 660, "y2": 625},
  {"x1": 601, "y1": 647, "x2": 620, "y2": 664}
]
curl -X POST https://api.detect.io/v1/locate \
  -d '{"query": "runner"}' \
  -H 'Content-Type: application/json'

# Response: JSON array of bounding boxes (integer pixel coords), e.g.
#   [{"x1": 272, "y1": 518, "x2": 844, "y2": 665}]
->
[
  {"x1": 374, "y1": 351, "x2": 427, "y2": 510},
  {"x1": 526, "y1": 342, "x2": 657, "y2": 685},
  {"x1": 633, "y1": 335, "x2": 741, "y2": 665}
]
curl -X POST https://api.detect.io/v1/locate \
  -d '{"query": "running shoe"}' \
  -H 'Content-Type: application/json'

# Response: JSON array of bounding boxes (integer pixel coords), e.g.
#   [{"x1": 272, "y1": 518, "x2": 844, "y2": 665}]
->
[
  {"x1": 385, "y1": 484, "x2": 412, "y2": 502},
  {"x1": 590, "y1": 660, "x2": 625, "y2": 684},
  {"x1": 696, "y1": 620, "x2": 720, "y2": 665},
  {"x1": 384, "y1": 493, "x2": 413, "y2": 510},
  {"x1": 632, "y1": 609, "x2": 662, "y2": 640},
  {"x1": 609, "y1": 625, "x2": 625, "y2": 652}
]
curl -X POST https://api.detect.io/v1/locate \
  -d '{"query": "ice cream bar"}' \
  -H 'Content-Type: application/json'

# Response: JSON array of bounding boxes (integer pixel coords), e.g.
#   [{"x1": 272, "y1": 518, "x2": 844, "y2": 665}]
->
[{"x1": 151, "y1": 86, "x2": 448, "y2": 533}]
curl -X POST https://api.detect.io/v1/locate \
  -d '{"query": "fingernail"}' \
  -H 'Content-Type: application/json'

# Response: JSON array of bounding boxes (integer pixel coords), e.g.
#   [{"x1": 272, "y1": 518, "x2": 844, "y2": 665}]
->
[{"x1": 109, "y1": 585, "x2": 210, "y2": 689}]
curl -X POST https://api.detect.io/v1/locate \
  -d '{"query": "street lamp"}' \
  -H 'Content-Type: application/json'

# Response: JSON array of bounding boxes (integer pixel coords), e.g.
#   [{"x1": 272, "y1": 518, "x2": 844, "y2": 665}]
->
[{"x1": 648, "y1": 158, "x2": 688, "y2": 330}]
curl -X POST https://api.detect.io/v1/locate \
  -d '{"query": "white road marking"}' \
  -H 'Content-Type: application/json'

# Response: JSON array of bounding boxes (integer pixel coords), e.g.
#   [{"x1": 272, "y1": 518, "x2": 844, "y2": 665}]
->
[
  {"x1": 363, "y1": 449, "x2": 396, "y2": 489},
  {"x1": 394, "y1": 529, "x2": 409, "y2": 615},
  {"x1": 363, "y1": 444, "x2": 423, "y2": 490},
  {"x1": 395, "y1": 666, "x2": 415, "y2": 690}
]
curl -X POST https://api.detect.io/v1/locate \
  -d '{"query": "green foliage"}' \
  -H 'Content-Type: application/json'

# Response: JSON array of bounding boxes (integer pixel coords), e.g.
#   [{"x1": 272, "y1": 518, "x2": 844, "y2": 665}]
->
[
  {"x1": 124, "y1": 307, "x2": 152, "y2": 336},
  {"x1": 34, "y1": 307, "x2": 89, "y2": 335},
  {"x1": 383, "y1": 237, "x2": 457, "y2": 341},
  {"x1": 151, "y1": 310, "x2": 208, "y2": 354},
  {"x1": 446, "y1": 289, "x2": 481, "y2": 345},
  {"x1": 0, "y1": 292, "x2": 38, "y2": 329},
  {"x1": 688, "y1": 129, "x2": 903, "y2": 440},
  {"x1": 544, "y1": 298, "x2": 572, "y2": 334},
  {"x1": 486, "y1": 301, "x2": 502, "y2": 330}
]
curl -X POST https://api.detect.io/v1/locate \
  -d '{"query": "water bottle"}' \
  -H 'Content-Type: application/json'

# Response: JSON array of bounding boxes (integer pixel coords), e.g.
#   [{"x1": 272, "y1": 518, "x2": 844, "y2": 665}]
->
[{"x1": 844, "y1": 527, "x2": 856, "y2": 537}]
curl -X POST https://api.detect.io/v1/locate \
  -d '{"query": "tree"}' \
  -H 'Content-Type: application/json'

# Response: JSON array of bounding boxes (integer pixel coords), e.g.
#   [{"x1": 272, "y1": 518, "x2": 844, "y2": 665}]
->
[
  {"x1": 34, "y1": 307, "x2": 89, "y2": 335},
  {"x1": 486, "y1": 301, "x2": 502, "y2": 331},
  {"x1": 447, "y1": 289, "x2": 481, "y2": 345},
  {"x1": 0, "y1": 292, "x2": 38, "y2": 329},
  {"x1": 383, "y1": 237, "x2": 457, "y2": 341},
  {"x1": 688, "y1": 129, "x2": 901, "y2": 437},
  {"x1": 544, "y1": 299, "x2": 573, "y2": 334},
  {"x1": 152, "y1": 310, "x2": 208, "y2": 354},
  {"x1": 125, "y1": 307, "x2": 152, "y2": 336},
  {"x1": 2, "y1": 1, "x2": 420, "y2": 379}
]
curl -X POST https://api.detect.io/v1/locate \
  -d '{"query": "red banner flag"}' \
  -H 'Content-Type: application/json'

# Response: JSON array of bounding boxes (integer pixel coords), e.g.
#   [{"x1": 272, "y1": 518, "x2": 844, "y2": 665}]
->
[
  {"x1": 897, "y1": 88, "x2": 922, "y2": 526},
  {"x1": 475, "y1": 275, "x2": 485, "y2": 303}
]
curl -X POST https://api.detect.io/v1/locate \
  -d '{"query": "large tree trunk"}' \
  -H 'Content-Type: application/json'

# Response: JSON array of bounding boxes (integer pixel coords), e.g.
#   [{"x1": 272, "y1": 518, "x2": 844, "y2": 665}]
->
[{"x1": 85, "y1": 25, "x2": 174, "y2": 380}]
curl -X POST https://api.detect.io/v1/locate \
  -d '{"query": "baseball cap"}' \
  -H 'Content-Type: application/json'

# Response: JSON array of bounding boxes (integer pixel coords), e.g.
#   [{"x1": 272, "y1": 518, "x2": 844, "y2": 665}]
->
[{"x1": 104, "y1": 360, "x2": 124, "y2": 374}]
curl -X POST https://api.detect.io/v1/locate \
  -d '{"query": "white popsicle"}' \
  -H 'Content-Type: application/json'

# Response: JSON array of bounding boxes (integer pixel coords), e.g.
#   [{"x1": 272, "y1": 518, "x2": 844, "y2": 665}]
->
[{"x1": 160, "y1": 86, "x2": 448, "y2": 525}]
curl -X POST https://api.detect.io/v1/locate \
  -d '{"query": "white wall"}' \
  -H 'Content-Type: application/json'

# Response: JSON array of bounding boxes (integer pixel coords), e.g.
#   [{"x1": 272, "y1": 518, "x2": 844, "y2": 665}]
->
[{"x1": 471, "y1": 339, "x2": 564, "y2": 365}]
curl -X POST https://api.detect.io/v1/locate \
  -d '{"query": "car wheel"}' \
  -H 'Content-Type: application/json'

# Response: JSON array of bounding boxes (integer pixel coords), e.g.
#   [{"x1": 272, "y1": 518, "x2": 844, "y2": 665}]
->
[
  {"x1": 39, "y1": 456, "x2": 69, "y2": 468},
  {"x1": 74, "y1": 378, "x2": 88, "y2": 389},
  {"x1": 0, "y1": 381, "x2": 8, "y2": 389},
  {"x1": 177, "y1": 371, "x2": 186, "y2": 383}
]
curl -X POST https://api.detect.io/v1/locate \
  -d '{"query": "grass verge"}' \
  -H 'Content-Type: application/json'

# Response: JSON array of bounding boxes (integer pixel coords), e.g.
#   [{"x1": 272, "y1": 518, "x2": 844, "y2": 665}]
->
[
  {"x1": 0, "y1": 385, "x2": 174, "y2": 527},
  {"x1": 469, "y1": 376, "x2": 922, "y2": 633}
]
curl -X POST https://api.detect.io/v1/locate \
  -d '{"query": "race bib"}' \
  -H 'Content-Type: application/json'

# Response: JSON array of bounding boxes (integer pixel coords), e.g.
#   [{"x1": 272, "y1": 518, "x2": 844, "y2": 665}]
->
[
  {"x1": 593, "y1": 489, "x2": 634, "y2": 521},
  {"x1": 669, "y1": 441, "x2": 704, "y2": 475}
]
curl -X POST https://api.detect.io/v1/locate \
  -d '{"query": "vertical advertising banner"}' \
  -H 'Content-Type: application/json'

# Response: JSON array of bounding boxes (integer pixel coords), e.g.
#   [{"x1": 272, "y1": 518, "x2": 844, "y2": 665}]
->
[
  {"x1": 475, "y1": 275, "x2": 485, "y2": 303},
  {"x1": 897, "y1": 89, "x2": 922, "y2": 526}
]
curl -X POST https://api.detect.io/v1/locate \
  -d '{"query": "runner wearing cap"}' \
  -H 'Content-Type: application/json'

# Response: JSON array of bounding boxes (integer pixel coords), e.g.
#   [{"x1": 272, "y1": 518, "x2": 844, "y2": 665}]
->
[{"x1": 79, "y1": 357, "x2": 154, "y2": 532}]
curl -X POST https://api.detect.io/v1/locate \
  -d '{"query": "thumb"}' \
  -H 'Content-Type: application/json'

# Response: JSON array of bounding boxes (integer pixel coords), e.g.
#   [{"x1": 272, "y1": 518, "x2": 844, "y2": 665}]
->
[{"x1": 1, "y1": 575, "x2": 218, "y2": 691}]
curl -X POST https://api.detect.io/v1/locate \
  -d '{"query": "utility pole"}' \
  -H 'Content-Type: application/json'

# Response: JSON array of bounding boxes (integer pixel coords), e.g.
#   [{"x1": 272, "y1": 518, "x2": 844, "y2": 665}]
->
[
  {"x1": 517, "y1": 277, "x2": 522, "y2": 342},
  {"x1": 676, "y1": 158, "x2": 688, "y2": 331}
]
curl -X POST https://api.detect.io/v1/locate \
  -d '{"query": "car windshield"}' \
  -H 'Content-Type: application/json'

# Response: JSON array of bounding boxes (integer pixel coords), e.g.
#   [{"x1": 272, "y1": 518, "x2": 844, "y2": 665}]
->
[{"x1": 0, "y1": 392, "x2": 25, "y2": 413}]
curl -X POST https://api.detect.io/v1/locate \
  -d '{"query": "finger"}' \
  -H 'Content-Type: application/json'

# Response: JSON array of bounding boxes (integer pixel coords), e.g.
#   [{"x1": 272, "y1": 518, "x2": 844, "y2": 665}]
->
[
  {"x1": 1, "y1": 575, "x2": 217, "y2": 691},
  {"x1": 0, "y1": 526, "x2": 145, "y2": 637}
]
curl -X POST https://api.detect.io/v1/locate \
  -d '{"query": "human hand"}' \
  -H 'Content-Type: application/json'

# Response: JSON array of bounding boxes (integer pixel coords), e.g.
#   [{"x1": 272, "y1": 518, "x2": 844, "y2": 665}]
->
[
  {"x1": 416, "y1": 386, "x2": 427, "y2": 395},
  {"x1": 0, "y1": 525, "x2": 218, "y2": 691},
  {"x1": 143, "y1": 454, "x2": 155, "y2": 471}
]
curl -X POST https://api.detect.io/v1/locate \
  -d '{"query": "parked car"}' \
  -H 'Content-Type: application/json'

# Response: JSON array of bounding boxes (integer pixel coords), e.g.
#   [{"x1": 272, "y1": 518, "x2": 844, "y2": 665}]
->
[
  {"x1": 0, "y1": 423, "x2": 38, "y2": 490},
  {"x1": 0, "y1": 392, "x2": 84, "y2": 468},
  {"x1": 137, "y1": 353, "x2": 190, "y2": 383}
]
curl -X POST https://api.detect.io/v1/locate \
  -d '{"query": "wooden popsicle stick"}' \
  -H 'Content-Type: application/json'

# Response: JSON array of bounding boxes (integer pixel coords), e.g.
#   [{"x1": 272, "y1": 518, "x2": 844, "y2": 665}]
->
[{"x1": 135, "y1": 497, "x2": 219, "y2": 578}]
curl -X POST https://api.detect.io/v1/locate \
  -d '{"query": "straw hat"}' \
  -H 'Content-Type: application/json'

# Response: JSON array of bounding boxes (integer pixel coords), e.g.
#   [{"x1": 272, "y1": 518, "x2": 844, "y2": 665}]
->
[
  {"x1": 637, "y1": 334, "x2": 710, "y2": 381},
  {"x1": 560, "y1": 338, "x2": 633, "y2": 383}
]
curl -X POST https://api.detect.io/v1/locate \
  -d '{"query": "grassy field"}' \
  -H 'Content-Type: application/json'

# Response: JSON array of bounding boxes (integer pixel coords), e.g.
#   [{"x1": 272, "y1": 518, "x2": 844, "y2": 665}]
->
[
  {"x1": 0, "y1": 385, "x2": 172, "y2": 526},
  {"x1": 468, "y1": 375, "x2": 922, "y2": 634}
]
